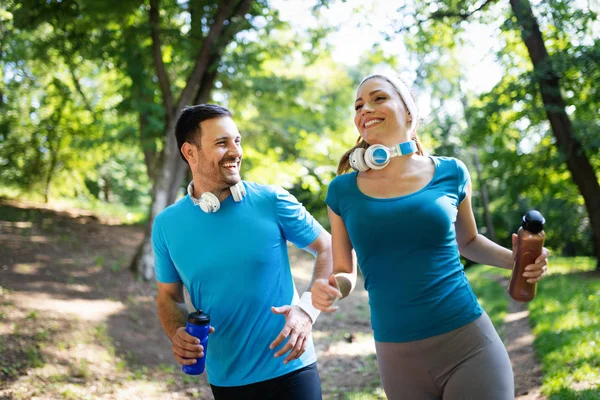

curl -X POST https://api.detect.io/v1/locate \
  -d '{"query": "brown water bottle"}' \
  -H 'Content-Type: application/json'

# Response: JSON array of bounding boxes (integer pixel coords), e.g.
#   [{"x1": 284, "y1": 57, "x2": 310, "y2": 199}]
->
[{"x1": 507, "y1": 210, "x2": 546, "y2": 302}]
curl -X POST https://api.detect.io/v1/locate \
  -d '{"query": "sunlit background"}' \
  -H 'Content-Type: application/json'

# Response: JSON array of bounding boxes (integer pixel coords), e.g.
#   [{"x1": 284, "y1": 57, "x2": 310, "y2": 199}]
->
[{"x1": 1, "y1": 0, "x2": 599, "y2": 399}]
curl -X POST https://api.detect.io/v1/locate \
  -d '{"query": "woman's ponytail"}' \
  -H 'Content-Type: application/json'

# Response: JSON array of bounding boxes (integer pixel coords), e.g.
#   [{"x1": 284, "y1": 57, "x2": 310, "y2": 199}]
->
[{"x1": 337, "y1": 137, "x2": 369, "y2": 175}]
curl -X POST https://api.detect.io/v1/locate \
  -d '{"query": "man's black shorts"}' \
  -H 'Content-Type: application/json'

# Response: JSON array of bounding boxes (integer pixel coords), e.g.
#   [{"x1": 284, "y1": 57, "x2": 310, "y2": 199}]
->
[{"x1": 210, "y1": 362, "x2": 322, "y2": 400}]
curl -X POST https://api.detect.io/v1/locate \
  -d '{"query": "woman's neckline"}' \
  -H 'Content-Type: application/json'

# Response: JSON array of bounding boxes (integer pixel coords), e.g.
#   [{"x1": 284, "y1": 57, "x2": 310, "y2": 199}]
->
[{"x1": 353, "y1": 155, "x2": 438, "y2": 201}]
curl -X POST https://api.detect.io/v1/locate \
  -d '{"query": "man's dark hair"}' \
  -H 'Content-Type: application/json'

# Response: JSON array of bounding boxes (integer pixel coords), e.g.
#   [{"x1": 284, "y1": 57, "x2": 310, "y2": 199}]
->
[{"x1": 175, "y1": 104, "x2": 233, "y2": 163}]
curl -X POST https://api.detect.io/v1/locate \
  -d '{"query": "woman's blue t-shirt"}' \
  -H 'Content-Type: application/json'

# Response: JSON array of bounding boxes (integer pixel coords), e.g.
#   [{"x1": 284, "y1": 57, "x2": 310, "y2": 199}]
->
[{"x1": 326, "y1": 156, "x2": 483, "y2": 342}]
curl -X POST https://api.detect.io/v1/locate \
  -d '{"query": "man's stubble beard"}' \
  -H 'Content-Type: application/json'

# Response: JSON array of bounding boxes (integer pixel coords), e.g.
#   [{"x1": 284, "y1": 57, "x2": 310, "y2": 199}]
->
[{"x1": 201, "y1": 165, "x2": 240, "y2": 188}]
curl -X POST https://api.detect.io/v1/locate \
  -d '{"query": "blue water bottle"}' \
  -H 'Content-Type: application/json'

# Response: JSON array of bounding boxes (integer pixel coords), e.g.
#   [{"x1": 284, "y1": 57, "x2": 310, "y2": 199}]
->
[{"x1": 181, "y1": 310, "x2": 210, "y2": 375}]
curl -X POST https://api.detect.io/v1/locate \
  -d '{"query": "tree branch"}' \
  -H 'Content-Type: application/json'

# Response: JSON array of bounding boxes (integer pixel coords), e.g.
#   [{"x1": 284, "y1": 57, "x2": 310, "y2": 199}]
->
[
  {"x1": 394, "y1": 0, "x2": 497, "y2": 35},
  {"x1": 0, "y1": 22, "x2": 9, "y2": 109},
  {"x1": 139, "y1": 112, "x2": 158, "y2": 181},
  {"x1": 192, "y1": 1, "x2": 252, "y2": 105},
  {"x1": 430, "y1": 0, "x2": 497, "y2": 21},
  {"x1": 176, "y1": 0, "x2": 254, "y2": 111},
  {"x1": 149, "y1": 0, "x2": 175, "y2": 116},
  {"x1": 66, "y1": 62, "x2": 97, "y2": 123},
  {"x1": 193, "y1": 55, "x2": 219, "y2": 104}
]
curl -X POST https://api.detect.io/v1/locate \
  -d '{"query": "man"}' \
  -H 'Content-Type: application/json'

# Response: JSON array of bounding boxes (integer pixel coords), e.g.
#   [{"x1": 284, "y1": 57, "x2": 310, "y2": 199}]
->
[{"x1": 152, "y1": 104, "x2": 331, "y2": 400}]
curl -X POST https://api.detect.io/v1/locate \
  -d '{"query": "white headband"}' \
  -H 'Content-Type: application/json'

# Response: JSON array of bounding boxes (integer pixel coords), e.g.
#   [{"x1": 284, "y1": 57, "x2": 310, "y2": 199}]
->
[{"x1": 359, "y1": 73, "x2": 418, "y2": 134}]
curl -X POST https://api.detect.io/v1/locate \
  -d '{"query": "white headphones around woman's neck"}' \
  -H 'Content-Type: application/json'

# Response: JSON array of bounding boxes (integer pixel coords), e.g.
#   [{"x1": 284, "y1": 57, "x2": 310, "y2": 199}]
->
[
  {"x1": 349, "y1": 140, "x2": 418, "y2": 172},
  {"x1": 187, "y1": 181, "x2": 246, "y2": 213},
  {"x1": 351, "y1": 74, "x2": 420, "y2": 172}
]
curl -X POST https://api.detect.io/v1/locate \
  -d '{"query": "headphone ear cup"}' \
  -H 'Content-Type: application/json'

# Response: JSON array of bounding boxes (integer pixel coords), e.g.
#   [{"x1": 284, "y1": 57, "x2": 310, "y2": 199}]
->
[
  {"x1": 349, "y1": 148, "x2": 370, "y2": 172},
  {"x1": 230, "y1": 182, "x2": 246, "y2": 203},
  {"x1": 199, "y1": 192, "x2": 220, "y2": 213},
  {"x1": 364, "y1": 146, "x2": 390, "y2": 170}
]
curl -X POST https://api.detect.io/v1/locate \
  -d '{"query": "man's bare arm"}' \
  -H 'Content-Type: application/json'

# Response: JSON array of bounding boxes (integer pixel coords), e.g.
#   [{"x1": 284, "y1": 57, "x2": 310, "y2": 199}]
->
[
  {"x1": 303, "y1": 229, "x2": 333, "y2": 292},
  {"x1": 157, "y1": 281, "x2": 210, "y2": 365},
  {"x1": 156, "y1": 281, "x2": 188, "y2": 340}
]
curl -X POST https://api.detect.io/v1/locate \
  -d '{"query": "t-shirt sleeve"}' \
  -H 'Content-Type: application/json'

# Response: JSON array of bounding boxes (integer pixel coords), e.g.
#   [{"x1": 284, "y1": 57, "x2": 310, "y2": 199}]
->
[
  {"x1": 325, "y1": 178, "x2": 341, "y2": 216},
  {"x1": 275, "y1": 187, "x2": 323, "y2": 249},
  {"x1": 152, "y1": 216, "x2": 181, "y2": 283},
  {"x1": 455, "y1": 158, "x2": 471, "y2": 204}
]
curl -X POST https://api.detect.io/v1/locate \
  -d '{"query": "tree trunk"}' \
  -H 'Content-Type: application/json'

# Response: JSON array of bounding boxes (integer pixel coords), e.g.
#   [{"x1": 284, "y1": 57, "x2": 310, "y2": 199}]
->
[
  {"x1": 459, "y1": 87, "x2": 497, "y2": 242},
  {"x1": 510, "y1": 0, "x2": 600, "y2": 269},
  {"x1": 132, "y1": 119, "x2": 184, "y2": 279},
  {"x1": 472, "y1": 146, "x2": 496, "y2": 242},
  {"x1": 131, "y1": 0, "x2": 254, "y2": 279},
  {"x1": 103, "y1": 173, "x2": 111, "y2": 203},
  {"x1": 44, "y1": 138, "x2": 58, "y2": 204},
  {"x1": 0, "y1": 22, "x2": 9, "y2": 110},
  {"x1": 43, "y1": 97, "x2": 65, "y2": 204},
  {"x1": 139, "y1": 112, "x2": 157, "y2": 182}
]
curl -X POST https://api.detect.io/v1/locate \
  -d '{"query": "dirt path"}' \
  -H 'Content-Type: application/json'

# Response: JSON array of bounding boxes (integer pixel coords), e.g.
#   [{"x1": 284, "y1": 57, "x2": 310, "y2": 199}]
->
[{"x1": 499, "y1": 278, "x2": 545, "y2": 399}]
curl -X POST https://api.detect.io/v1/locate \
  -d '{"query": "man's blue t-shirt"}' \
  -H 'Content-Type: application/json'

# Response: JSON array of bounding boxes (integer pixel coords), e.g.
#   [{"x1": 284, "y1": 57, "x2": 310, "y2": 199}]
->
[
  {"x1": 152, "y1": 181, "x2": 322, "y2": 387},
  {"x1": 326, "y1": 156, "x2": 483, "y2": 342}
]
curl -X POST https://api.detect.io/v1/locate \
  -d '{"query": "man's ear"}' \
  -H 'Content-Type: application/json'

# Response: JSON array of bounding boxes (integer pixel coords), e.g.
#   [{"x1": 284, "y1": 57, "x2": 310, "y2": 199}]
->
[{"x1": 181, "y1": 142, "x2": 197, "y2": 164}]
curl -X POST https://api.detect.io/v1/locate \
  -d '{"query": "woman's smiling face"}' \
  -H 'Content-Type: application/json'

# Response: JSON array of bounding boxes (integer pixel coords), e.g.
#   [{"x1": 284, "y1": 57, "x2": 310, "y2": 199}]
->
[{"x1": 353, "y1": 77, "x2": 412, "y2": 145}]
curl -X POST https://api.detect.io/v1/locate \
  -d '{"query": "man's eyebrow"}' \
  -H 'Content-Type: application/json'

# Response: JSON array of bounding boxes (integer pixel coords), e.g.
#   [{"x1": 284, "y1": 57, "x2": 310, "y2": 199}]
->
[
  {"x1": 213, "y1": 134, "x2": 241, "y2": 142},
  {"x1": 355, "y1": 90, "x2": 384, "y2": 103}
]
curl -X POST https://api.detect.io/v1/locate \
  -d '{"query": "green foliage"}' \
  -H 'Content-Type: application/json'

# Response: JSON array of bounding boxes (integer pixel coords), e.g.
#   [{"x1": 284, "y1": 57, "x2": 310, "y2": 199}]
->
[
  {"x1": 466, "y1": 71, "x2": 595, "y2": 255},
  {"x1": 1, "y1": 0, "x2": 151, "y2": 206},
  {"x1": 380, "y1": 0, "x2": 599, "y2": 258},
  {"x1": 1, "y1": 0, "x2": 349, "y2": 225},
  {"x1": 220, "y1": 22, "x2": 357, "y2": 226},
  {"x1": 528, "y1": 258, "x2": 600, "y2": 398},
  {"x1": 0, "y1": 0, "x2": 597, "y2": 263}
]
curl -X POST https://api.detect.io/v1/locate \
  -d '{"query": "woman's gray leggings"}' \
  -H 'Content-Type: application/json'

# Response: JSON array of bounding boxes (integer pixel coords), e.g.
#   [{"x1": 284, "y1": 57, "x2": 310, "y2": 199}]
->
[{"x1": 375, "y1": 312, "x2": 514, "y2": 400}]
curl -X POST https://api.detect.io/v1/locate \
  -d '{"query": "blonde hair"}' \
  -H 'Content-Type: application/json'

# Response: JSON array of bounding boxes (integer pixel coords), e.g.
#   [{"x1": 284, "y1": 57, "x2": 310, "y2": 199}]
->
[{"x1": 337, "y1": 74, "x2": 425, "y2": 175}]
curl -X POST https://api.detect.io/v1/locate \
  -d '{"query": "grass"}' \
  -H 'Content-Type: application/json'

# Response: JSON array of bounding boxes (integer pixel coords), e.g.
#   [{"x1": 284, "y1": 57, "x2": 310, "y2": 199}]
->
[
  {"x1": 82, "y1": 200, "x2": 148, "y2": 224},
  {"x1": 0, "y1": 204, "x2": 49, "y2": 223},
  {"x1": 542, "y1": 256, "x2": 597, "y2": 275},
  {"x1": 0, "y1": 187, "x2": 148, "y2": 225},
  {"x1": 466, "y1": 258, "x2": 600, "y2": 399},
  {"x1": 464, "y1": 264, "x2": 510, "y2": 337},
  {"x1": 345, "y1": 388, "x2": 387, "y2": 399},
  {"x1": 528, "y1": 257, "x2": 600, "y2": 399}
]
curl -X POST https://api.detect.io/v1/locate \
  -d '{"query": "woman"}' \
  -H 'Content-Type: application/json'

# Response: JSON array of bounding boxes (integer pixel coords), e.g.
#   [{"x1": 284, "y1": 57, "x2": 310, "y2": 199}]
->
[{"x1": 311, "y1": 72, "x2": 549, "y2": 400}]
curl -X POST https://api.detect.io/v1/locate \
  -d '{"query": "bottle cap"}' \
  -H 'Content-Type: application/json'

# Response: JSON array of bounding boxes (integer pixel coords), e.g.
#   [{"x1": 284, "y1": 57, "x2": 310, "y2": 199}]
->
[
  {"x1": 187, "y1": 310, "x2": 210, "y2": 325},
  {"x1": 522, "y1": 210, "x2": 545, "y2": 233}
]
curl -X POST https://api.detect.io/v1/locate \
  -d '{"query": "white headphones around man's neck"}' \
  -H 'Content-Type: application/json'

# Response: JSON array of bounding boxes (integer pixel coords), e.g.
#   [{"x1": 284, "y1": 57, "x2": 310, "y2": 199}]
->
[
  {"x1": 350, "y1": 140, "x2": 418, "y2": 172},
  {"x1": 187, "y1": 181, "x2": 246, "y2": 213}
]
